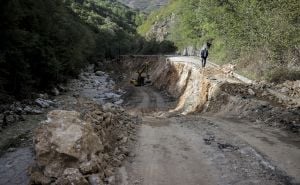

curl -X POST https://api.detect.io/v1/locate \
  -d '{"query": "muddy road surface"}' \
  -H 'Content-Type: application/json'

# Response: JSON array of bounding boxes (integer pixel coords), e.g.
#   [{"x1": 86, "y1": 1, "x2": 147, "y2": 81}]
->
[{"x1": 116, "y1": 86, "x2": 300, "y2": 185}]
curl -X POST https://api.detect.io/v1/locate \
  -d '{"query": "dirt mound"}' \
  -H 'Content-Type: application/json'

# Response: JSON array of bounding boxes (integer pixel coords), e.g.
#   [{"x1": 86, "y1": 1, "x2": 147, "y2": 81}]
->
[
  {"x1": 30, "y1": 100, "x2": 138, "y2": 185},
  {"x1": 206, "y1": 83, "x2": 300, "y2": 132}
]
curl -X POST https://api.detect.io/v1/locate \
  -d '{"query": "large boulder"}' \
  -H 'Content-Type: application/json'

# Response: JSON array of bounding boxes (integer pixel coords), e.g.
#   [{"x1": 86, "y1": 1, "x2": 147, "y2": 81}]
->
[{"x1": 34, "y1": 110, "x2": 103, "y2": 178}]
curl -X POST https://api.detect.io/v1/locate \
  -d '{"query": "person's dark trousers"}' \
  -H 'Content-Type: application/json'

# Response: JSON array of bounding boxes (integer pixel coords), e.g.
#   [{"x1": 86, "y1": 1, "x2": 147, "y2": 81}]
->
[{"x1": 201, "y1": 57, "x2": 207, "y2": 68}]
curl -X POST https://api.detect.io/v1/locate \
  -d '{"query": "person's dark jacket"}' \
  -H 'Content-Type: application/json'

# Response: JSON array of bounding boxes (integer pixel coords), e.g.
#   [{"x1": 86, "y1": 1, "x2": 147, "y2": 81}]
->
[{"x1": 201, "y1": 48, "x2": 208, "y2": 58}]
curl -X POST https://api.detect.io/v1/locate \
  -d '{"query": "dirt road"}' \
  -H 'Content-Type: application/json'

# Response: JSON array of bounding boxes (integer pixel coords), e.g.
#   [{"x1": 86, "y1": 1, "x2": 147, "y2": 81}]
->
[{"x1": 117, "y1": 86, "x2": 300, "y2": 185}]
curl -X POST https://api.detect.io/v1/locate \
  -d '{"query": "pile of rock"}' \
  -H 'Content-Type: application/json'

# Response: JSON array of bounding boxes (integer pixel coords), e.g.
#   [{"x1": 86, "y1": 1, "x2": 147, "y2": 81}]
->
[
  {"x1": 30, "y1": 100, "x2": 137, "y2": 185},
  {"x1": 275, "y1": 80, "x2": 300, "y2": 98},
  {"x1": 0, "y1": 98, "x2": 52, "y2": 129}
]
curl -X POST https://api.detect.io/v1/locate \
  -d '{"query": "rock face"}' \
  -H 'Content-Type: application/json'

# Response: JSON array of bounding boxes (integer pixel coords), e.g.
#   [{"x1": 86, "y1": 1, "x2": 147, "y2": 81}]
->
[
  {"x1": 151, "y1": 57, "x2": 230, "y2": 114},
  {"x1": 34, "y1": 110, "x2": 103, "y2": 178},
  {"x1": 146, "y1": 13, "x2": 176, "y2": 42}
]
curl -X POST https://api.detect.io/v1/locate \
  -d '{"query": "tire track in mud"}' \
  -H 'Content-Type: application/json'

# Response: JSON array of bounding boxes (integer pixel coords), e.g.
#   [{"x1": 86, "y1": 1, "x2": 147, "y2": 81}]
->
[{"x1": 126, "y1": 86, "x2": 168, "y2": 115}]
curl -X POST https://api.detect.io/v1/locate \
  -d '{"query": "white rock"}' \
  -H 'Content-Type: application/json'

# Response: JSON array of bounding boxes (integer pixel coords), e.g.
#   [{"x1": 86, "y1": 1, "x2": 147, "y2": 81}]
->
[
  {"x1": 248, "y1": 88, "x2": 256, "y2": 96},
  {"x1": 95, "y1": 71, "x2": 106, "y2": 76},
  {"x1": 35, "y1": 98, "x2": 54, "y2": 108},
  {"x1": 114, "y1": 99, "x2": 124, "y2": 105}
]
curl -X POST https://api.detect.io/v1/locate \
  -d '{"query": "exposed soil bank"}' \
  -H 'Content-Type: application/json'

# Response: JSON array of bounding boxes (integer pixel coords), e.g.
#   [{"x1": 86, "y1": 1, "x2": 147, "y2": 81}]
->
[{"x1": 120, "y1": 56, "x2": 299, "y2": 132}]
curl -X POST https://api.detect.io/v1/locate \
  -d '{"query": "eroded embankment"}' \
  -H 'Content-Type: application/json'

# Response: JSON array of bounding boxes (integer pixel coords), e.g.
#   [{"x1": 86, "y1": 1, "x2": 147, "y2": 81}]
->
[
  {"x1": 151, "y1": 59, "x2": 229, "y2": 114},
  {"x1": 121, "y1": 56, "x2": 299, "y2": 132},
  {"x1": 169, "y1": 58, "x2": 298, "y2": 132},
  {"x1": 119, "y1": 56, "x2": 230, "y2": 114}
]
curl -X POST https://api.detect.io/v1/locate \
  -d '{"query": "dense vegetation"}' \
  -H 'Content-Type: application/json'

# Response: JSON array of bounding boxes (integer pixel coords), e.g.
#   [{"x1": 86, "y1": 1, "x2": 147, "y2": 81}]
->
[
  {"x1": 140, "y1": 0, "x2": 300, "y2": 81},
  {"x1": 118, "y1": 0, "x2": 168, "y2": 13},
  {"x1": 0, "y1": 0, "x2": 176, "y2": 100}
]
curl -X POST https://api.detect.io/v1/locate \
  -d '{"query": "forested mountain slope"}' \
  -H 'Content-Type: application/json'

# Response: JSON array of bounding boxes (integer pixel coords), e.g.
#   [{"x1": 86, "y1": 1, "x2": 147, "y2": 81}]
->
[
  {"x1": 0, "y1": 0, "x2": 175, "y2": 100},
  {"x1": 117, "y1": 0, "x2": 169, "y2": 12},
  {"x1": 139, "y1": 0, "x2": 300, "y2": 82}
]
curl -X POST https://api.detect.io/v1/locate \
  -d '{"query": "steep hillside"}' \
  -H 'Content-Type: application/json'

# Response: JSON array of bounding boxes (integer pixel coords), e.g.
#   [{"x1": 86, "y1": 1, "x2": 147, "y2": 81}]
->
[
  {"x1": 0, "y1": 0, "x2": 175, "y2": 100},
  {"x1": 0, "y1": 0, "x2": 139, "y2": 98},
  {"x1": 139, "y1": 0, "x2": 300, "y2": 82},
  {"x1": 118, "y1": 0, "x2": 169, "y2": 12}
]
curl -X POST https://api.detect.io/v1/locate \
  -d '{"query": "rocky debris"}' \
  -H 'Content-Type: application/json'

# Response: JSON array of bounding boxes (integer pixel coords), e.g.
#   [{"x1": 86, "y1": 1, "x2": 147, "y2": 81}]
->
[
  {"x1": 221, "y1": 64, "x2": 236, "y2": 77},
  {"x1": 30, "y1": 100, "x2": 137, "y2": 185},
  {"x1": 0, "y1": 100, "x2": 46, "y2": 129},
  {"x1": 23, "y1": 106, "x2": 43, "y2": 114},
  {"x1": 35, "y1": 98, "x2": 55, "y2": 108},
  {"x1": 221, "y1": 83, "x2": 299, "y2": 108},
  {"x1": 55, "y1": 168, "x2": 89, "y2": 185},
  {"x1": 208, "y1": 83, "x2": 300, "y2": 133},
  {"x1": 69, "y1": 70, "x2": 125, "y2": 106},
  {"x1": 79, "y1": 160, "x2": 100, "y2": 175},
  {"x1": 274, "y1": 80, "x2": 300, "y2": 98},
  {"x1": 0, "y1": 111, "x2": 25, "y2": 127}
]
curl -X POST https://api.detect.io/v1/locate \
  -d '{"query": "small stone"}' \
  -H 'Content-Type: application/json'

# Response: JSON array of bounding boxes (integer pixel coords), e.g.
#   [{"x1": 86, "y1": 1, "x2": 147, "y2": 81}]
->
[
  {"x1": 261, "y1": 91, "x2": 268, "y2": 96},
  {"x1": 95, "y1": 71, "x2": 105, "y2": 76},
  {"x1": 107, "y1": 176, "x2": 116, "y2": 184},
  {"x1": 88, "y1": 174, "x2": 104, "y2": 185},
  {"x1": 7, "y1": 148, "x2": 16, "y2": 152},
  {"x1": 79, "y1": 160, "x2": 99, "y2": 175},
  {"x1": 104, "y1": 168, "x2": 114, "y2": 177},
  {"x1": 51, "y1": 87, "x2": 60, "y2": 96},
  {"x1": 248, "y1": 88, "x2": 256, "y2": 96}
]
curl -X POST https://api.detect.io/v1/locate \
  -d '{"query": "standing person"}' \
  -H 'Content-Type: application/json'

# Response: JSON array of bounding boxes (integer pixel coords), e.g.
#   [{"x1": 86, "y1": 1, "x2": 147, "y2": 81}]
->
[{"x1": 200, "y1": 47, "x2": 209, "y2": 68}]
